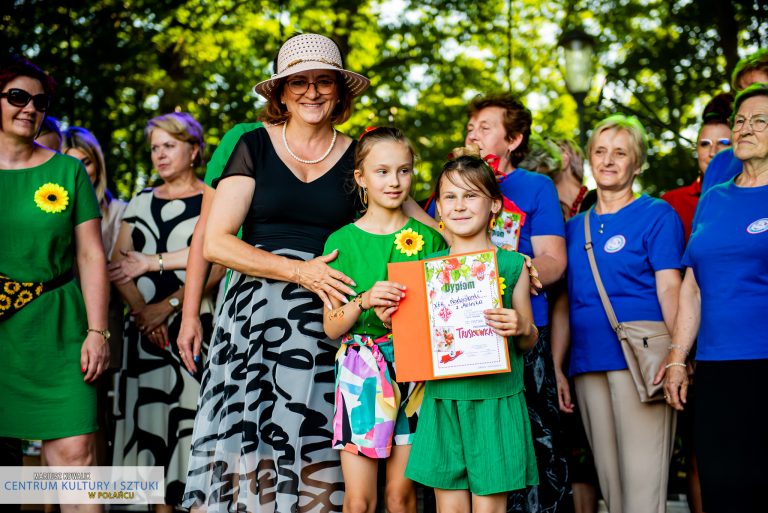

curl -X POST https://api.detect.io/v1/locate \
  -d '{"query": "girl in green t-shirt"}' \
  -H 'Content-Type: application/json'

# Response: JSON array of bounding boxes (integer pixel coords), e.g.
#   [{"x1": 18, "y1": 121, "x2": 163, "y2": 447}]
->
[
  {"x1": 404, "y1": 150, "x2": 539, "y2": 512},
  {"x1": 322, "y1": 127, "x2": 446, "y2": 513}
]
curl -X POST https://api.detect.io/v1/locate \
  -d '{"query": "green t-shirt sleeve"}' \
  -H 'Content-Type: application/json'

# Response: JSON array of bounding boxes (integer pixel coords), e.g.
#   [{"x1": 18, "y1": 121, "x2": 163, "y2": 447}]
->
[
  {"x1": 321, "y1": 228, "x2": 347, "y2": 273},
  {"x1": 72, "y1": 160, "x2": 101, "y2": 225},
  {"x1": 204, "y1": 122, "x2": 263, "y2": 186}
]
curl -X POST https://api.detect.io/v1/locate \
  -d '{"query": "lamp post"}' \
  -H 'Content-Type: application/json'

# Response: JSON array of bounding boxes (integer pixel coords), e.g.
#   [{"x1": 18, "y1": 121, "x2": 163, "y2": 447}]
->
[{"x1": 558, "y1": 29, "x2": 595, "y2": 148}]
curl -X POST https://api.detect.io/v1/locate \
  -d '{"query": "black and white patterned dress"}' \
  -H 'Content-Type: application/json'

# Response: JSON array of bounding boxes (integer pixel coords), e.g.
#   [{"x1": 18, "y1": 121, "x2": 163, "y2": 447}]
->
[
  {"x1": 112, "y1": 189, "x2": 215, "y2": 505},
  {"x1": 183, "y1": 128, "x2": 358, "y2": 513}
]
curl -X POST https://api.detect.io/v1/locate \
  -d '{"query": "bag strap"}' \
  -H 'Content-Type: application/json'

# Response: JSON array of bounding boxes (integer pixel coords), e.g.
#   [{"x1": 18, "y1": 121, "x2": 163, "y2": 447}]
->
[{"x1": 583, "y1": 209, "x2": 622, "y2": 333}]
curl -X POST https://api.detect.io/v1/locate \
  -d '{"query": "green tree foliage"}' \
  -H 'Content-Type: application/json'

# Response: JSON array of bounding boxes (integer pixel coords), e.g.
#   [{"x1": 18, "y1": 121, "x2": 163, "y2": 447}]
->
[{"x1": 2, "y1": 0, "x2": 765, "y2": 200}]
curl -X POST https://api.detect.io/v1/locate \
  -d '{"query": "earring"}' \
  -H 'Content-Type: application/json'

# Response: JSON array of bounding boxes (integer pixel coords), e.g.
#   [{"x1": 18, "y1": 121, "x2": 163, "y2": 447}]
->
[
  {"x1": 362, "y1": 187, "x2": 368, "y2": 206},
  {"x1": 438, "y1": 220, "x2": 445, "y2": 231},
  {"x1": 489, "y1": 217, "x2": 496, "y2": 230}
]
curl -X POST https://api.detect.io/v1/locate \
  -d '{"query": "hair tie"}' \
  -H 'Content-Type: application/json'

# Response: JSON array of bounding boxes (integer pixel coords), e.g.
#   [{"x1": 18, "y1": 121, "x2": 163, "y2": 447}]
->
[{"x1": 359, "y1": 126, "x2": 379, "y2": 140}]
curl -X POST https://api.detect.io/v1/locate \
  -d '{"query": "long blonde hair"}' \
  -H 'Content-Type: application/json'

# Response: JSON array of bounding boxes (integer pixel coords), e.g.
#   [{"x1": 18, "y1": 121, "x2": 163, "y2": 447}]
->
[{"x1": 62, "y1": 126, "x2": 111, "y2": 212}]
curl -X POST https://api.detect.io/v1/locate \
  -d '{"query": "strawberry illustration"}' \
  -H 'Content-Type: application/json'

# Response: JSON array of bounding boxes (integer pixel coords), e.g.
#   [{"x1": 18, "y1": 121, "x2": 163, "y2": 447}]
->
[{"x1": 471, "y1": 261, "x2": 486, "y2": 280}]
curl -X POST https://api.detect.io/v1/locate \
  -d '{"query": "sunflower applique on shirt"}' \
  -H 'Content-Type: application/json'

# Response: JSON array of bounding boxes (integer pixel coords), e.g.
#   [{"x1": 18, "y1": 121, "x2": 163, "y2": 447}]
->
[
  {"x1": 34, "y1": 183, "x2": 69, "y2": 214},
  {"x1": 394, "y1": 228, "x2": 425, "y2": 256}
]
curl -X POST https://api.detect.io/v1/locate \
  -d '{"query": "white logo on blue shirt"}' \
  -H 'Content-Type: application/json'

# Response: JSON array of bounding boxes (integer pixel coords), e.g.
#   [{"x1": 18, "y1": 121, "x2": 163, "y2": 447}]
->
[
  {"x1": 604, "y1": 235, "x2": 626, "y2": 253},
  {"x1": 747, "y1": 218, "x2": 768, "y2": 234}
]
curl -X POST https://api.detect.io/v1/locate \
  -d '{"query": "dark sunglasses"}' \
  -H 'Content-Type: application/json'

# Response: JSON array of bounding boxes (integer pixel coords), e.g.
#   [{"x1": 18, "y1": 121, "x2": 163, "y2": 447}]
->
[{"x1": 0, "y1": 88, "x2": 51, "y2": 112}]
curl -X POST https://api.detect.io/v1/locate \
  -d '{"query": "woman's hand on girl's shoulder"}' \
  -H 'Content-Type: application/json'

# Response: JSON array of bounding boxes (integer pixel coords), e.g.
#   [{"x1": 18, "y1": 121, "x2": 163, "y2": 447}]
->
[{"x1": 298, "y1": 249, "x2": 357, "y2": 309}]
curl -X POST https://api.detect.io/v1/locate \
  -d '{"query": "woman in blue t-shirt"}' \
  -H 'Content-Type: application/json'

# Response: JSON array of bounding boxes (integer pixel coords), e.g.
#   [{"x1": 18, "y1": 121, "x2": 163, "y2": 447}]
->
[
  {"x1": 561, "y1": 114, "x2": 684, "y2": 513},
  {"x1": 661, "y1": 84, "x2": 768, "y2": 513}
]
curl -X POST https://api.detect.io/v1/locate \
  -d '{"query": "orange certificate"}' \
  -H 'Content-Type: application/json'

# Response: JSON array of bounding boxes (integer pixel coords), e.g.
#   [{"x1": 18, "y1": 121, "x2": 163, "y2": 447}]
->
[{"x1": 388, "y1": 250, "x2": 510, "y2": 382}]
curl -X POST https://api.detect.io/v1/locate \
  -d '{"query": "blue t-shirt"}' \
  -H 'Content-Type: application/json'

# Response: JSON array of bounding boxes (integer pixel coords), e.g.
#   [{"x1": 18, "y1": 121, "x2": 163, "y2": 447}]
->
[
  {"x1": 427, "y1": 168, "x2": 565, "y2": 326},
  {"x1": 683, "y1": 179, "x2": 768, "y2": 361},
  {"x1": 700, "y1": 149, "x2": 742, "y2": 196},
  {"x1": 566, "y1": 195, "x2": 684, "y2": 375}
]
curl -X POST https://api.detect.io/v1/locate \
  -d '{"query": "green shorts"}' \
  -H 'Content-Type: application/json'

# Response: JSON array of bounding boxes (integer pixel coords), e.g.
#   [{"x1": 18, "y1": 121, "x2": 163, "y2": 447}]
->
[{"x1": 404, "y1": 393, "x2": 538, "y2": 496}]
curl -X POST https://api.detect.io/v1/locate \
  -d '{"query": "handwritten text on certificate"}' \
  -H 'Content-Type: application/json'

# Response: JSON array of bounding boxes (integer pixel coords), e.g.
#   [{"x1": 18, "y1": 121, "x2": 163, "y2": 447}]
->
[{"x1": 423, "y1": 251, "x2": 509, "y2": 378}]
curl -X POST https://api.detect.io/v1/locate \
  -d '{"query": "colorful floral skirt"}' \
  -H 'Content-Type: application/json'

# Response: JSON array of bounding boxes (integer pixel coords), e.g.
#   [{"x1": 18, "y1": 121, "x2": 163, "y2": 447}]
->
[{"x1": 333, "y1": 333, "x2": 423, "y2": 459}]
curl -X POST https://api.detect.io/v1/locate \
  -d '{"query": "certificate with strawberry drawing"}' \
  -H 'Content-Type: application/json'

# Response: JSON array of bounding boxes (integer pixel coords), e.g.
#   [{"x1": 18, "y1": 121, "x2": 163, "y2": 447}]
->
[{"x1": 388, "y1": 250, "x2": 510, "y2": 381}]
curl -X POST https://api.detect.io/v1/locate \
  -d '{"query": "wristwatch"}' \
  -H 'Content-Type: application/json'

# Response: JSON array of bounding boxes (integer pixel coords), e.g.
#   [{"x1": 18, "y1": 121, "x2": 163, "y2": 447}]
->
[
  {"x1": 168, "y1": 297, "x2": 181, "y2": 312},
  {"x1": 87, "y1": 328, "x2": 111, "y2": 341}
]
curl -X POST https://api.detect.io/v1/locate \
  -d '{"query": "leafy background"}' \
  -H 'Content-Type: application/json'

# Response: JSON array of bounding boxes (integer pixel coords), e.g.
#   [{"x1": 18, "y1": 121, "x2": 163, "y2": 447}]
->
[{"x1": 2, "y1": 0, "x2": 766, "y2": 200}]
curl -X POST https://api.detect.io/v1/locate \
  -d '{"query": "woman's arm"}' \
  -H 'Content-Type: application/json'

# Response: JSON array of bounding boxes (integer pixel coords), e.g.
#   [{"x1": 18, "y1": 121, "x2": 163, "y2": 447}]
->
[
  {"x1": 205, "y1": 176, "x2": 356, "y2": 308},
  {"x1": 550, "y1": 290, "x2": 574, "y2": 413},
  {"x1": 177, "y1": 186, "x2": 215, "y2": 372},
  {"x1": 530, "y1": 235, "x2": 567, "y2": 286},
  {"x1": 656, "y1": 267, "x2": 701, "y2": 410},
  {"x1": 110, "y1": 221, "x2": 146, "y2": 312},
  {"x1": 655, "y1": 268, "x2": 683, "y2": 333},
  {"x1": 108, "y1": 247, "x2": 191, "y2": 284},
  {"x1": 75, "y1": 218, "x2": 110, "y2": 383}
]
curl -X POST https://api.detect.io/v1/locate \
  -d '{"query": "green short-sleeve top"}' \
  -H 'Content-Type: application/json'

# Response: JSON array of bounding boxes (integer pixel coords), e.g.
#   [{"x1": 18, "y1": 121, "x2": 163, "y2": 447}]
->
[
  {"x1": 425, "y1": 248, "x2": 526, "y2": 400},
  {"x1": 0, "y1": 152, "x2": 101, "y2": 281},
  {"x1": 322, "y1": 217, "x2": 447, "y2": 338}
]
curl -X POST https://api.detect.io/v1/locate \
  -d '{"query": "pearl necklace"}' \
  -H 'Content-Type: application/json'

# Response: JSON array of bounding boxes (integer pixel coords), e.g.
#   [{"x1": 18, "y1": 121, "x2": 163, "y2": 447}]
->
[{"x1": 282, "y1": 122, "x2": 337, "y2": 165}]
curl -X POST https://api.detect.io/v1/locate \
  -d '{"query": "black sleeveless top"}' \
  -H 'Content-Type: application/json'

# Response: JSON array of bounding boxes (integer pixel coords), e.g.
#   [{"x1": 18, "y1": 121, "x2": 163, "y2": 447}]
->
[{"x1": 216, "y1": 127, "x2": 359, "y2": 256}]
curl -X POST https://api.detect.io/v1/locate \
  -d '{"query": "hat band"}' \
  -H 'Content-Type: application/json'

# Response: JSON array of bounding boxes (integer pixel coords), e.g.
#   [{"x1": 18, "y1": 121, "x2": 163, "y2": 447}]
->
[{"x1": 280, "y1": 58, "x2": 342, "y2": 74}]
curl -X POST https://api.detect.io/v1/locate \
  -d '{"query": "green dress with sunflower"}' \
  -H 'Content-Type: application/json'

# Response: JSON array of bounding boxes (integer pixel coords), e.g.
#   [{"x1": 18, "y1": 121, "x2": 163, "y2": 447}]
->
[{"x1": 0, "y1": 152, "x2": 101, "y2": 439}]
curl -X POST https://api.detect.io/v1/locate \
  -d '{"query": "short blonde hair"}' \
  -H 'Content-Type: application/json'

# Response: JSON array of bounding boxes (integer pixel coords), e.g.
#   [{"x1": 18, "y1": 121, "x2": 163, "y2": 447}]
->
[
  {"x1": 145, "y1": 112, "x2": 205, "y2": 168},
  {"x1": 586, "y1": 114, "x2": 648, "y2": 170}
]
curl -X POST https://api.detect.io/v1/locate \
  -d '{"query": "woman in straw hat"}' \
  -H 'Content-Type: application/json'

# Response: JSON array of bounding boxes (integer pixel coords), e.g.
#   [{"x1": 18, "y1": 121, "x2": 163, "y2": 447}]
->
[{"x1": 182, "y1": 33, "x2": 369, "y2": 512}]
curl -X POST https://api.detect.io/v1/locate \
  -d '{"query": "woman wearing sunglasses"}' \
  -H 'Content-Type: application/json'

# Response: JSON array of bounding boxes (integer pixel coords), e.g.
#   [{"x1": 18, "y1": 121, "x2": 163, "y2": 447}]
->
[
  {"x1": 0, "y1": 56, "x2": 109, "y2": 496},
  {"x1": 662, "y1": 93, "x2": 733, "y2": 240}
]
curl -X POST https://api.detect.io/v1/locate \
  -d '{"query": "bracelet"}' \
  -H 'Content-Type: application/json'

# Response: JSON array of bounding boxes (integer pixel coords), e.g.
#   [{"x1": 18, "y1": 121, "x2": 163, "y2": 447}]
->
[
  {"x1": 668, "y1": 344, "x2": 689, "y2": 356},
  {"x1": 354, "y1": 293, "x2": 368, "y2": 311},
  {"x1": 382, "y1": 321, "x2": 392, "y2": 330},
  {"x1": 293, "y1": 266, "x2": 303, "y2": 287},
  {"x1": 158, "y1": 253, "x2": 164, "y2": 274},
  {"x1": 664, "y1": 362, "x2": 687, "y2": 369}
]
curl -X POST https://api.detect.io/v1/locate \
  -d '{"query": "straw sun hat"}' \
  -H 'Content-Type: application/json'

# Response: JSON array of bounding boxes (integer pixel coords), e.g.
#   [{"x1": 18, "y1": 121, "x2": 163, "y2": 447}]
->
[{"x1": 253, "y1": 33, "x2": 370, "y2": 99}]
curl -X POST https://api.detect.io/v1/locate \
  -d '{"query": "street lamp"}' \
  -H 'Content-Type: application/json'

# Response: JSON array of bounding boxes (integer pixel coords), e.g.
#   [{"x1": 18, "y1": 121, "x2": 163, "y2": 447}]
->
[{"x1": 558, "y1": 29, "x2": 595, "y2": 148}]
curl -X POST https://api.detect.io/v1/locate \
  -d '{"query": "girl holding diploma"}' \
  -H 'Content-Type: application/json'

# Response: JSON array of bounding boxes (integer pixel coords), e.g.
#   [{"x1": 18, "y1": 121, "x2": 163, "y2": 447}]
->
[
  {"x1": 405, "y1": 150, "x2": 539, "y2": 513},
  {"x1": 321, "y1": 127, "x2": 446, "y2": 513}
]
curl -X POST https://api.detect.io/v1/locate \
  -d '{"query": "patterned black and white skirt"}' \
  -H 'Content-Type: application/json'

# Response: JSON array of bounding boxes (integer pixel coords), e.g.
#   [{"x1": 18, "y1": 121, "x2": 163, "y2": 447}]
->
[{"x1": 183, "y1": 249, "x2": 343, "y2": 513}]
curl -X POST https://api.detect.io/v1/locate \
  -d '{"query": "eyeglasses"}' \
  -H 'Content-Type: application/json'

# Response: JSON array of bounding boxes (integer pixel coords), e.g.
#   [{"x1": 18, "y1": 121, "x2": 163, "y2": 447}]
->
[
  {"x1": 732, "y1": 114, "x2": 768, "y2": 133},
  {"x1": 699, "y1": 138, "x2": 731, "y2": 148},
  {"x1": 285, "y1": 77, "x2": 337, "y2": 96},
  {"x1": 0, "y1": 88, "x2": 51, "y2": 112}
]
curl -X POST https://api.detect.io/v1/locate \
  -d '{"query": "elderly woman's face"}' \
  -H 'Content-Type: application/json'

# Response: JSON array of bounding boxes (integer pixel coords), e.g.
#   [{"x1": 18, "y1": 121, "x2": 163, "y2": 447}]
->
[
  {"x1": 150, "y1": 128, "x2": 198, "y2": 181},
  {"x1": 280, "y1": 70, "x2": 339, "y2": 126},
  {"x1": 697, "y1": 123, "x2": 732, "y2": 174},
  {"x1": 590, "y1": 128, "x2": 640, "y2": 192},
  {"x1": 733, "y1": 95, "x2": 768, "y2": 163}
]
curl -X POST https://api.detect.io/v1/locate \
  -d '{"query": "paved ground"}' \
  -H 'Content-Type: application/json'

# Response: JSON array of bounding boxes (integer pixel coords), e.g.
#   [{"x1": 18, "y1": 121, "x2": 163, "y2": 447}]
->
[{"x1": 598, "y1": 499, "x2": 690, "y2": 512}]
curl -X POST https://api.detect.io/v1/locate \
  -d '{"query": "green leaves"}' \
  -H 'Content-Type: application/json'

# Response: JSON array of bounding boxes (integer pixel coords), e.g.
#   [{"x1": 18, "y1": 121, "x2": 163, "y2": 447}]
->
[{"x1": 3, "y1": 0, "x2": 765, "y2": 199}]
